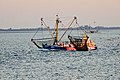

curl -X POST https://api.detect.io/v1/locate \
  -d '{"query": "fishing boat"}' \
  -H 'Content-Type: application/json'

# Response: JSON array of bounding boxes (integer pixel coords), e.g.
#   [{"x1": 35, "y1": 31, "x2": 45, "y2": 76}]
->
[
  {"x1": 86, "y1": 30, "x2": 98, "y2": 33},
  {"x1": 85, "y1": 24, "x2": 98, "y2": 33},
  {"x1": 31, "y1": 15, "x2": 97, "y2": 51}
]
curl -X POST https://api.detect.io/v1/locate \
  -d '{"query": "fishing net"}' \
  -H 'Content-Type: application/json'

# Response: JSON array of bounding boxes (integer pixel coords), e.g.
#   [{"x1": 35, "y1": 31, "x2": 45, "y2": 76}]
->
[{"x1": 31, "y1": 38, "x2": 55, "y2": 48}]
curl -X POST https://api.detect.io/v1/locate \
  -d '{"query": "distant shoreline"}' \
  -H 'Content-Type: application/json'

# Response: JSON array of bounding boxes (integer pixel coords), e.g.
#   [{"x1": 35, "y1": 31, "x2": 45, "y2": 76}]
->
[{"x1": 0, "y1": 26, "x2": 120, "y2": 33}]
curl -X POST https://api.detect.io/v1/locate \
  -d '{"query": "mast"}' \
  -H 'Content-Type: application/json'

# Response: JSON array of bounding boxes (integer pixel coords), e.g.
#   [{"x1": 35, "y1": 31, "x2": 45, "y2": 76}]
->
[{"x1": 55, "y1": 15, "x2": 59, "y2": 42}]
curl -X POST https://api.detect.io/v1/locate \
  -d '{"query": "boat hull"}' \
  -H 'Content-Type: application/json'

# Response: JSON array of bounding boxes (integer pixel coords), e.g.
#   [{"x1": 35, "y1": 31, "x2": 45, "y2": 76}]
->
[
  {"x1": 42, "y1": 44, "x2": 66, "y2": 51},
  {"x1": 42, "y1": 44, "x2": 76, "y2": 51}
]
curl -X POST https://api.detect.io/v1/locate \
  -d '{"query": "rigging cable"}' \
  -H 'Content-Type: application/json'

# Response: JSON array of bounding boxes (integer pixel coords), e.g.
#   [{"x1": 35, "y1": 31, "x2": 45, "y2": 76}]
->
[
  {"x1": 31, "y1": 27, "x2": 41, "y2": 39},
  {"x1": 69, "y1": 22, "x2": 77, "y2": 36},
  {"x1": 58, "y1": 17, "x2": 77, "y2": 42},
  {"x1": 76, "y1": 23, "x2": 86, "y2": 33},
  {"x1": 41, "y1": 18, "x2": 54, "y2": 39},
  {"x1": 31, "y1": 18, "x2": 45, "y2": 39}
]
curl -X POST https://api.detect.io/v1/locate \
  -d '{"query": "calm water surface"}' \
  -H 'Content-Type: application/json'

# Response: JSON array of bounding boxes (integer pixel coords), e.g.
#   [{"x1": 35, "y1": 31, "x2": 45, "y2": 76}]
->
[{"x1": 0, "y1": 30, "x2": 120, "y2": 80}]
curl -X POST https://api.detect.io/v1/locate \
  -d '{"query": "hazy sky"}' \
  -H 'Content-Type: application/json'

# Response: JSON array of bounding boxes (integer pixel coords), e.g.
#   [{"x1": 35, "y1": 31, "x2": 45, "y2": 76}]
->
[{"x1": 0, "y1": 0, "x2": 120, "y2": 28}]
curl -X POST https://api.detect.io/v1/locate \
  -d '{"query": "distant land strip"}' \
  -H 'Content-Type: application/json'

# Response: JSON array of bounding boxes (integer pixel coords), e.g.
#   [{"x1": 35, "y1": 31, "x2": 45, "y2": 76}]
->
[{"x1": 0, "y1": 26, "x2": 120, "y2": 32}]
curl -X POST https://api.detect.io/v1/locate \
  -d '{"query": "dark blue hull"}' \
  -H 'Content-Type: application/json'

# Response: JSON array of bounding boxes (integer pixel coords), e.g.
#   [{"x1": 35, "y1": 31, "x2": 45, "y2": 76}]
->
[{"x1": 42, "y1": 44, "x2": 66, "y2": 51}]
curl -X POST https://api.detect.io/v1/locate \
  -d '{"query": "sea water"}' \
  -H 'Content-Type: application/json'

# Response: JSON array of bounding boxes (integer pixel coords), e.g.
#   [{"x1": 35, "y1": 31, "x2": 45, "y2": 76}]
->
[{"x1": 0, "y1": 29, "x2": 120, "y2": 80}]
